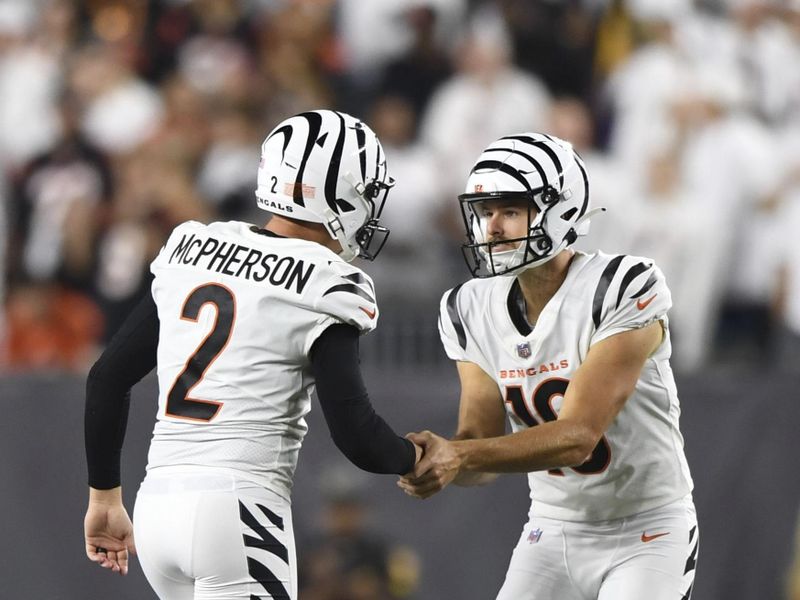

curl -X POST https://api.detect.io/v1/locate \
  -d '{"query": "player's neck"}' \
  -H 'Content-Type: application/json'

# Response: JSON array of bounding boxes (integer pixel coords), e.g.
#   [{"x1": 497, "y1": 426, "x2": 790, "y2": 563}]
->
[
  {"x1": 263, "y1": 215, "x2": 343, "y2": 254},
  {"x1": 516, "y1": 249, "x2": 575, "y2": 323}
]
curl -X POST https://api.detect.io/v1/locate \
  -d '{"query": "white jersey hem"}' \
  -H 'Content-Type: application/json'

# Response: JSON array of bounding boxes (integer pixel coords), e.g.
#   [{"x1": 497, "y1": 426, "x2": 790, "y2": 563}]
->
[
  {"x1": 143, "y1": 464, "x2": 291, "y2": 502},
  {"x1": 530, "y1": 488, "x2": 693, "y2": 523}
]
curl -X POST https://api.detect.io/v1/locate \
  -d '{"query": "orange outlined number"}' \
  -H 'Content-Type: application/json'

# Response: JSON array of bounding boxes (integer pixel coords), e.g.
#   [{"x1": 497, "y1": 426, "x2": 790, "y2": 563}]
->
[
  {"x1": 504, "y1": 377, "x2": 611, "y2": 476},
  {"x1": 166, "y1": 283, "x2": 236, "y2": 422}
]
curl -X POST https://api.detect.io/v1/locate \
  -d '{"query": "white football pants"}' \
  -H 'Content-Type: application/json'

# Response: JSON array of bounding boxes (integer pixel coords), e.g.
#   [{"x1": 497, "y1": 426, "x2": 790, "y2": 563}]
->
[
  {"x1": 133, "y1": 472, "x2": 296, "y2": 600},
  {"x1": 496, "y1": 495, "x2": 698, "y2": 600}
]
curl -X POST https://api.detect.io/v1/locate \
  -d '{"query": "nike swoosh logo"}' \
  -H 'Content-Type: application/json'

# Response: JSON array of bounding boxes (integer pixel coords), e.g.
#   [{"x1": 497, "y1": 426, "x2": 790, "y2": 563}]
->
[
  {"x1": 359, "y1": 306, "x2": 377, "y2": 319},
  {"x1": 636, "y1": 294, "x2": 657, "y2": 310},
  {"x1": 641, "y1": 531, "x2": 670, "y2": 543}
]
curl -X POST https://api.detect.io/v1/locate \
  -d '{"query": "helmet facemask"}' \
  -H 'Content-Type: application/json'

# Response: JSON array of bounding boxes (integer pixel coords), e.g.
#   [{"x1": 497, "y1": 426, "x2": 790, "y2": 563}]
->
[
  {"x1": 331, "y1": 172, "x2": 395, "y2": 261},
  {"x1": 460, "y1": 187, "x2": 568, "y2": 278},
  {"x1": 457, "y1": 133, "x2": 600, "y2": 278}
]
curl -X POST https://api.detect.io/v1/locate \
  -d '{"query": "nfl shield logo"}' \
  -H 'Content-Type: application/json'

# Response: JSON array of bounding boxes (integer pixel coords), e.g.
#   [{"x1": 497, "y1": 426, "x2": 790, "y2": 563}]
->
[
  {"x1": 527, "y1": 528, "x2": 543, "y2": 544},
  {"x1": 516, "y1": 342, "x2": 531, "y2": 358}
]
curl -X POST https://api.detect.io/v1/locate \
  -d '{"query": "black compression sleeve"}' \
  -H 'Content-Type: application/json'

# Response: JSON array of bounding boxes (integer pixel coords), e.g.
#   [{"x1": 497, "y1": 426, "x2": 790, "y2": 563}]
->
[
  {"x1": 85, "y1": 291, "x2": 159, "y2": 489},
  {"x1": 310, "y1": 324, "x2": 416, "y2": 475}
]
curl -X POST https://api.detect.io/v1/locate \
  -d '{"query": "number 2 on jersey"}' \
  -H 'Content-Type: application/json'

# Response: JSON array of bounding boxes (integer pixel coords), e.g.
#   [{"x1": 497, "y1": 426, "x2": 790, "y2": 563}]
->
[
  {"x1": 166, "y1": 283, "x2": 236, "y2": 422},
  {"x1": 505, "y1": 378, "x2": 611, "y2": 475}
]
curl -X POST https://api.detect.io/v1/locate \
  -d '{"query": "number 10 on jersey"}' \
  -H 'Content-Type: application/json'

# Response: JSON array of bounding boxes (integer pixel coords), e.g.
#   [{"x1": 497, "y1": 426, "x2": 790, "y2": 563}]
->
[{"x1": 504, "y1": 378, "x2": 611, "y2": 476}]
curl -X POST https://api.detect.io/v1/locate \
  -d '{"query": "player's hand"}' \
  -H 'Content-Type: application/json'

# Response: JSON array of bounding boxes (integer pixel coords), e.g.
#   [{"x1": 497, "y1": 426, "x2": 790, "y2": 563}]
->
[
  {"x1": 413, "y1": 442, "x2": 424, "y2": 467},
  {"x1": 400, "y1": 442, "x2": 425, "y2": 479},
  {"x1": 397, "y1": 431, "x2": 462, "y2": 499},
  {"x1": 84, "y1": 487, "x2": 136, "y2": 576}
]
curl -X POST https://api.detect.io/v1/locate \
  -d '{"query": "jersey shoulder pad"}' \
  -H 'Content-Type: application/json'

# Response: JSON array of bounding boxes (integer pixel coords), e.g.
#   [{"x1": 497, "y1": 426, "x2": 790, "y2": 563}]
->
[
  {"x1": 589, "y1": 253, "x2": 672, "y2": 344},
  {"x1": 314, "y1": 260, "x2": 378, "y2": 333}
]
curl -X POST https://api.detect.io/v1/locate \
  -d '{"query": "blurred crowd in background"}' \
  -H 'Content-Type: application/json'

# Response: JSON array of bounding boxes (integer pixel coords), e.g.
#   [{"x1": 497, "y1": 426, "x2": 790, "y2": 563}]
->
[
  {"x1": 1, "y1": 1, "x2": 800, "y2": 598},
  {"x1": 1, "y1": 0, "x2": 799, "y2": 378}
]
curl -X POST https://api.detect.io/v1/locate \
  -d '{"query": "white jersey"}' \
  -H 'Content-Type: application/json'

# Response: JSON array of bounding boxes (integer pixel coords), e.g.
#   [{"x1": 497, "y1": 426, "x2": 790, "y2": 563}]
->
[
  {"x1": 439, "y1": 251, "x2": 694, "y2": 521},
  {"x1": 146, "y1": 220, "x2": 379, "y2": 500}
]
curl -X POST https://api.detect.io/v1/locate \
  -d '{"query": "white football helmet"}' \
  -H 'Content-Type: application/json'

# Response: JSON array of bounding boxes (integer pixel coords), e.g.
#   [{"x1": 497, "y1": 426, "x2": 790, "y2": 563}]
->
[
  {"x1": 459, "y1": 132, "x2": 602, "y2": 277},
  {"x1": 256, "y1": 110, "x2": 395, "y2": 262}
]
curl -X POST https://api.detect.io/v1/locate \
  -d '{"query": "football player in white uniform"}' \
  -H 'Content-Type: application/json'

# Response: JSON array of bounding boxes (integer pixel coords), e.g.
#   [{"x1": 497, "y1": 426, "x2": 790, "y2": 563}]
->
[
  {"x1": 83, "y1": 110, "x2": 421, "y2": 599},
  {"x1": 399, "y1": 133, "x2": 698, "y2": 599}
]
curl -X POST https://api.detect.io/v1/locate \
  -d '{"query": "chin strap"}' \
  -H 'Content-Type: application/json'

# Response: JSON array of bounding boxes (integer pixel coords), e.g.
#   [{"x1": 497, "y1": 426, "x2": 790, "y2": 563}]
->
[
  {"x1": 323, "y1": 171, "x2": 375, "y2": 263},
  {"x1": 537, "y1": 206, "x2": 607, "y2": 262},
  {"x1": 320, "y1": 206, "x2": 358, "y2": 262},
  {"x1": 343, "y1": 171, "x2": 367, "y2": 198}
]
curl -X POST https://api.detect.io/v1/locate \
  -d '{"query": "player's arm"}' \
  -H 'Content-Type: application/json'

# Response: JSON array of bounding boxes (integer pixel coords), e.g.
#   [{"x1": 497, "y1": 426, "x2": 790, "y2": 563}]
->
[
  {"x1": 400, "y1": 321, "x2": 663, "y2": 499},
  {"x1": 85, "y1": 290, "x2": 159, "y2": 489},
  {"x1": 310, "y1": 324, "x2": 420, "y2": 475},
  {"x1": 449, "y1": 360, "x2": 505, "y2": 486},
  {"x1": 84, "y1": 291, "x2": 159, "y2": 573}
]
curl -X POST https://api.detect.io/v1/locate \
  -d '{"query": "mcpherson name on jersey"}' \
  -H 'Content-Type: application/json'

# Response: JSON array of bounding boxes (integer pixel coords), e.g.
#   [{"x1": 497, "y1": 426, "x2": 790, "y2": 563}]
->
[{"x1": 167, "y1": 230, "x2": 315, "y2": 294}]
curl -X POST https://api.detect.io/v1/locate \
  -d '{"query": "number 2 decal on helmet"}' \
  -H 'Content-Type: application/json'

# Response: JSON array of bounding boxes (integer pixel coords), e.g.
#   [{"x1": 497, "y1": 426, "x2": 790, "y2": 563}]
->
[{"x1": 255, "y1": 110, "x2": 395, "y2": 262}]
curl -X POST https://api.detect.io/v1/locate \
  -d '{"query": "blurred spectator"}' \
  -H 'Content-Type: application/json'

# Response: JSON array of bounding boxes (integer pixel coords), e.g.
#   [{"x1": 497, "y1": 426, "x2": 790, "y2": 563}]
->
[
  {"x1": 787, "y1": 2, "x2": 800, "y2": 125},
  {"x1": 420, "y1": 3, "x2": 551, "y2": 213},
  {"x1": 149, "y1": 74, "x2": 211, "y2": 173},
  {"x1": 0, "y1": 0, "x2": 62, "y2": 169},
  {"x1": 673, "y1": 62, "x2": 781, "y2": 363},
  {"x1": 547, "y1": 96, "x2": 632, "y2": 254},
  {"x1": 604, "y1": 0, "x2": 787, "y2": 368},
  {"x1": 70, "y1": 43, "x2": 165, "y2": 156},
  {"x1": 551, "y1": 93, "x2": 722, "y2": 371},
  {"x1": 299, "y1": 467, "x2": 420, "y2": 600},
  {"x1": 176, "y1": 0, "x2": 250, "y2": 98},
  {"x1": 93, "y1": 142, "x2": 210, "y2": 340},
  {"x1": 499, "y1": 0, "x2": 598, "y2": 99},
  {"x1": 363, "y1": 95, "x2": 453, "y2": 309},
  {"x1": 720, "y1": 0, "x2": 800, "y2": 124},
  {"x1": 604, "y1": 0, "x2": 694, "y2": 185},
  {"x1": 615, "y1": 151, "x2": 720, "y2": 371},
  {"x1": 594, "y1": 0, "x2": 636, "y2": 84},
  {"x1": 8, "y1": 91, "x2": 111, "y2": 291},
  {"x1": 378, "y1": 4, "x2": 453, "y2": 123},
  {"x1": 138, "y1": 1, "x2": 196, "y2": 83},
  {"x1": 773, "y1": 108, "x2": 800, "y2": 370},
  {"x1": 338, "y1": 0, "x2": 464, "y2": 85},
  {"x1": 254, "y1": 1, "x2": 336, "y2": 122},
  {"x1": 356, "y1": 95, "x2": 458, "y2": 367},
  {"x1": 675, "y1": 1, "x2": 800, "y2": 124},
  {"x1": 773, "y1": 190, "x2": 800, "y2": 372},
  {"x1": 196, "y1": 108, "x2": 260, "y2": 221},
  {"x1": 0, "y1": 169, "x2": 7, "y2": 358}
]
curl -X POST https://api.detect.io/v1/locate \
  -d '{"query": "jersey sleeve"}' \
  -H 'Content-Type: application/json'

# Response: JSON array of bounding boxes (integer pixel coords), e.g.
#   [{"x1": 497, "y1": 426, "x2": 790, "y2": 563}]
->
[
  {"x1": 437, "y1": 283, "x2": 493, "y2": 377},
  {"x1": 303, "y1": 262, "x2": 378, "y2": 354},
  {"x1": 590, "y1": 256, "x2": 672, "y2": 346},
  {"x1": 438, "y1": 284, "x2": 470, "y2": 361}
]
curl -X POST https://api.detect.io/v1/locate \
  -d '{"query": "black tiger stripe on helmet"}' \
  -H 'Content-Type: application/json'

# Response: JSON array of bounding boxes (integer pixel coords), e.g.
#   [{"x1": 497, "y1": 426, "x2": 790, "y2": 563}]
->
[
  {"x1": 459, "y1": 132, "x2": 600, "y2": 278},
  {"x1": 256, "y1": 110, "x2": 395, "y2": 262}
]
